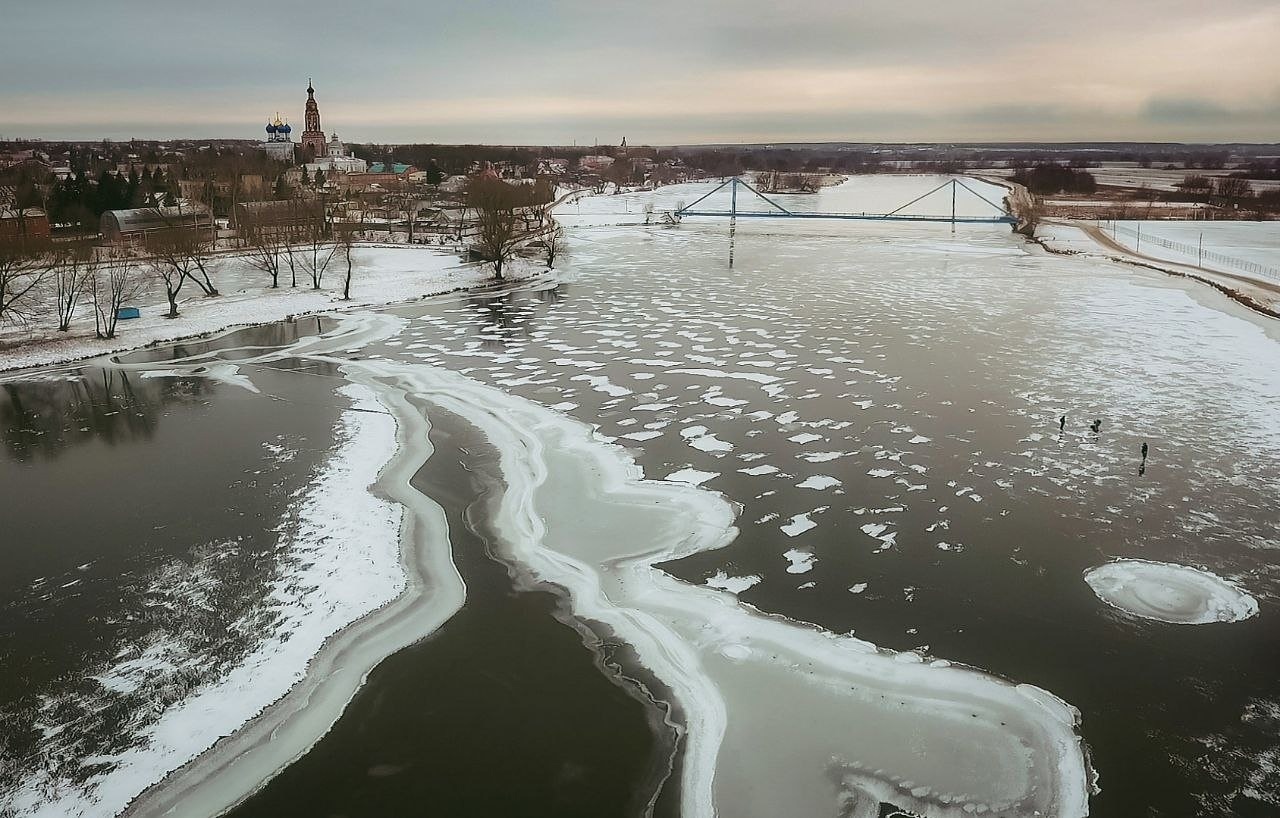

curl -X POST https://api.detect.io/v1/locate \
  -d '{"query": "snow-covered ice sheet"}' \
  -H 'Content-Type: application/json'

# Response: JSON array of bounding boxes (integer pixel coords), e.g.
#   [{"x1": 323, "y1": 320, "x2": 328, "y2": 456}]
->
[{"x1": 1084, "y1": 559, "x2": 1258, "y2": 625}]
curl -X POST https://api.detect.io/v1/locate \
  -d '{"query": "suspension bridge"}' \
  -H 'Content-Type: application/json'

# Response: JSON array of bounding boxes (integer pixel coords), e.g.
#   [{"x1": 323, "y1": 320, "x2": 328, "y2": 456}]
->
[{"x1": 675, "y1": 176, "x2": 1018, "y2": 226}]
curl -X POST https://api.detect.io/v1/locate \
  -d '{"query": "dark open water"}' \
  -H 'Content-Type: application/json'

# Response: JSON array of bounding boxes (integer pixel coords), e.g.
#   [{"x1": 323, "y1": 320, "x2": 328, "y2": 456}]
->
[{"x1": 227, "y1": 404, "x2": 674, "y2": 818}]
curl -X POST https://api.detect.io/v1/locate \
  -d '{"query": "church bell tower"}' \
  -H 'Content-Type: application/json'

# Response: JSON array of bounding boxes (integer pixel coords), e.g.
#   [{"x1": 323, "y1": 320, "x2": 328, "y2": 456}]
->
[{"x1": 300, "y1": 79, "x2": 327, "y2": 160}]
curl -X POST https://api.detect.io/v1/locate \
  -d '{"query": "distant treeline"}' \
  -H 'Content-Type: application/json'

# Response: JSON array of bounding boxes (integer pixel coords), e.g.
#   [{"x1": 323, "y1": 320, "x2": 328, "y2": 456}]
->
[{"x1": 1011, "y1": 164, "x2": 1098, "y2": 195}]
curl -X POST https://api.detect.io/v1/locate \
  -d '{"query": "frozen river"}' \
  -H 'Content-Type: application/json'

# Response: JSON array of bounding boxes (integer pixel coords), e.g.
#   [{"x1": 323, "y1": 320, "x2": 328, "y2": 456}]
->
[{"x1": 2, "y1": 177, "x2": 1278, "y2": 817}]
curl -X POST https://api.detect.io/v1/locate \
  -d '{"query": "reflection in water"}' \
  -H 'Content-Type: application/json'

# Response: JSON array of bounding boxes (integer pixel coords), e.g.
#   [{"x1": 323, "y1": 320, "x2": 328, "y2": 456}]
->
[
  {"x1": 0, "y1": 369, "x2": 216, "y2": 461},
  {"x1": 259, "y1": 357, "x2": 343, "y2": 377},
  {"x1": 115, "y1": 315, "x2": 339, "y2": 365},
  {"x1": 728, "y1": 215, "x2": 736, "y2": 269},
  {"x1": 533, "y1": 282, "x2": 568, "y2": 307},
  {"x1": 0, "y1": 354, "x2": 349, "y2": 812},
  {"x1": 465, "y1": 292, "x2": 541, "y2": 349}
]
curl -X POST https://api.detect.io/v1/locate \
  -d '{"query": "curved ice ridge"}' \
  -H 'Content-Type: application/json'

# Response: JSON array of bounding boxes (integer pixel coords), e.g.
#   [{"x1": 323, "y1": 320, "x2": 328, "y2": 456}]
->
[
  {"x1": 380, "y1": 360, "x2": 1093, "y2": 818},
  {"x1": 103, "y1": 312, "x2": 470, "y2": 818},
  {"x1": 1084, "y1": 559, "x2": 1259, "y2": 625}
]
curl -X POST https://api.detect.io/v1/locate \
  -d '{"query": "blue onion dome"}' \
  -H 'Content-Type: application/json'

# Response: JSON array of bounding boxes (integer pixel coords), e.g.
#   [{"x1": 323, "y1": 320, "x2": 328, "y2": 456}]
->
[
  {"x1": 279, "y1": 123, "x2": 291, "y2": 134},
  {"x1": 265, "y1": 123, "x2": 278, "y2": 134}
]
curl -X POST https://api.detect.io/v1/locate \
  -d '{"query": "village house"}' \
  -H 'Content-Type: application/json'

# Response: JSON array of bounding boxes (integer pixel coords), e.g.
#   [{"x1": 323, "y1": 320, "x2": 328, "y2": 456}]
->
[{"x1": 0, "y1": 206, "x2": 51, "y2": 242}]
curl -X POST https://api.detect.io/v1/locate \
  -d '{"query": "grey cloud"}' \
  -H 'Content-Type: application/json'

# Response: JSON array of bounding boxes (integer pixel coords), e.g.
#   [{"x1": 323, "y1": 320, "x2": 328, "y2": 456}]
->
[
  {"x1": 1143, "y1": 97, "x2": 1232, "y2": 123},
  {"x1": 3, "y1": 0, "x2": 1278, "y2": 142}
]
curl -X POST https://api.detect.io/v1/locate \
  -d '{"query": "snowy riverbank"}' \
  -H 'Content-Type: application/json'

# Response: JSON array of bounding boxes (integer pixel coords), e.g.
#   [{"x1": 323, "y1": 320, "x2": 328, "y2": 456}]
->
[
  {"x1": 0, "y1": 245, "x2": 544, "y2": 374},
  {"x1": 0, "y1": 312, "x2": 474, "y2": 818},
  {"x1": 1036, "y1": 220, "x2": 1280, "y2": 317}
]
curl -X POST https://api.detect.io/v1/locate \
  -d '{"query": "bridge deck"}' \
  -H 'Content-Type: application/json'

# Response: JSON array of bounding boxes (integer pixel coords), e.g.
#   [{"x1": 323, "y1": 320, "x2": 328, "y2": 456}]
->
[
  {"x1": 673, "y1": 176, "x2": 1018, "y2": 226},
  {"x1": 679, "y1": 210, "x2": 1016, "y2": 224}
]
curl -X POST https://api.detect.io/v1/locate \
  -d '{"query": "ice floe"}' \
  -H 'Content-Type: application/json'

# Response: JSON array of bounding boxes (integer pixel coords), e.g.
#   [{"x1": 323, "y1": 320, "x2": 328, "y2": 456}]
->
[
  {"x1": 796, "y1": 475, "x2": 841, "y2": 490},
  {"x1": 780, "y1": 513, "x2": 818, "y2": 537},
  {"x1": 705, "y1": 571, "x2": 763, "y2": 594},
  {"x1": 1083, "y1": 559, "x2": 1259, "y2": 625},
  {"x1": 666, "y1": 468, "x2": 720, "y2": 487},
  {"x1": 784, "y1": 549, "x2": 817, "y2": 574}
]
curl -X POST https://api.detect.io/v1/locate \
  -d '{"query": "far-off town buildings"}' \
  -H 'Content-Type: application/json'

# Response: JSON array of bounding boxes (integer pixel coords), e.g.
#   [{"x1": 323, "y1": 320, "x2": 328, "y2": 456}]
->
[
  {"x1": 257, "y1": 80, "x2": 365, "y2": 172},
  {"x1": 259, "y1": 115, "x2": 294, "y2": 162},
  {"x1": 305, "y1": 133, "x2": 367, "y2": 175}
]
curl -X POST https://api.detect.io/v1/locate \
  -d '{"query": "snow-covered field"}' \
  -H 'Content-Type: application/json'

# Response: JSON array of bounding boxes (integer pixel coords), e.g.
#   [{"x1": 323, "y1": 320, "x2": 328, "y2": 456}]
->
[
  {"x1": 979, "y1": 163, "x2": 1280, "y2": 194},
  {"x1": 1035, "y1": 220, "x2": 1280, "y2": 316},
  {"x1": 1104, "y1": 220, "x2": 1280, "y2": 282},
  {"x1": 1086, "y1": 166, "x2": 1280, "y2": 194}
]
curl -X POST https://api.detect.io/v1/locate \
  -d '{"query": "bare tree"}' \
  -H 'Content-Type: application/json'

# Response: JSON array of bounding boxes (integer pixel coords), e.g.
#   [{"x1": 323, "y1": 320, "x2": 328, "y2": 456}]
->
[
  {"x1": 147, "y1": 227, "x2": 219, "y2": 305},
  {"x1": 605, "y1": 159, "x2": 634, "y2": 193},
  {"x1": 91, "y1": 251, "x2": 144, "y2": 339},
  {"x1": 283, "y1": 237, "x2": 302, "y2": 288},
  {"x1": 335, "y1": 223, "x2": 357, "y2": 300},
  {"x1": 467, "y1": 176, "x2": 527, "y2": 280},
  {"x1": 241, "y1": 209, "x2": 287, "y2": 288},
  {"x1": 186, "y1": 248, "x2": 221, "y2": 297},
  {"x1": 662, "y1": 200, "x2": 686, "y2": 226},
  {"x1": 279, "y1": 197, "x2": 325, "y2": 288},
  {"x1": 51, "y1": 246, "x2": 93, "y2": 332},
  {"x1": 145, "y1": 256, "x2": 186, "y2": 319},
  {"x1": 0, "y1": 234, "x2": 50, "y2": 326},
  {"x1": 1214, "y1": 177, "x2": 1253, "y2": 205},
  {"x1": 545, "y1": 222, "x2": 565, "y2": 268},
  {"x1": 245, "y1": 230, "x2": 285, "y2": 288},
  {"x1": 405, "y1": 196, "x2": 422, "y2": 244},
  {"x1": 299, "y1": 220, "x2": 334, "y2": 289}
]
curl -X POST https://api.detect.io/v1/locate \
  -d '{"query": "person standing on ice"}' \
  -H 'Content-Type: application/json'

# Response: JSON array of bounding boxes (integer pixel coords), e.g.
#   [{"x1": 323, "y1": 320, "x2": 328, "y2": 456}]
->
[{"x1": 1059, "y1": 415, "x2": 1066, "y2": 432}]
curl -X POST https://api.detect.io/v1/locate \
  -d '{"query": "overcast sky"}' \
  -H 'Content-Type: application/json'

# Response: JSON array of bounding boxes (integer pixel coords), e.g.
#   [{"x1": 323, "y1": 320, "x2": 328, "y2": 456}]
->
[{"x1": 2, "y1": 0, "x2": 1277, "y2": 144}]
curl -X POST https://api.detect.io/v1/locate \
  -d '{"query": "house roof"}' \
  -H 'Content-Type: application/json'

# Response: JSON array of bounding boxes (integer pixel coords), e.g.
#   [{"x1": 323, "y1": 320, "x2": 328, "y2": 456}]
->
[
  {"x1": 103, "y1": 203, "x2": 211, "y2": 232},
  {"x1": 0, "y1": 206, "x2": 47, "y2": 219}
]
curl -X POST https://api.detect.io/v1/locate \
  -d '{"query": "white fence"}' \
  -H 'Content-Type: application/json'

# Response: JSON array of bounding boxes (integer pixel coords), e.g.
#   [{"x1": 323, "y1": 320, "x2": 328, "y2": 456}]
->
[{"x1": 1107, "y1": 222, "x2": 1280, "y2": 283}]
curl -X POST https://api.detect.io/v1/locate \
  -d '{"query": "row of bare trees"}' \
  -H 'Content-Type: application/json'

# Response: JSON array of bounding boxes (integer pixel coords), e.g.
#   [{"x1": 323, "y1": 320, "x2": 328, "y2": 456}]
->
[
  {"x1": 758, "y1": 171, "x2": 823, "y2": 193},
  {"x1": 236, "y1": 201, "x2": 360, "y2": 294},
  {"x1": 0, "y1": 237, "x2": 143, "y2": 338}
]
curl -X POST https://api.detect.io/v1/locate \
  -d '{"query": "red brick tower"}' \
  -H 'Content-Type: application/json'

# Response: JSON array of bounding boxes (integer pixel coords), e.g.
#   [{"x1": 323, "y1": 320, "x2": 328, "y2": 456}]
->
[{"x1": 300, "y1": 79, "x2": 326, "y2": 160}]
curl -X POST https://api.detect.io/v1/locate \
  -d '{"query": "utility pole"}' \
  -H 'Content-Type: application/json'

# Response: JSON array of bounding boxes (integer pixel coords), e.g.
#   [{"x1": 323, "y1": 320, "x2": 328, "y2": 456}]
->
[{"x1": 951, "y1": 179, "x2": 956, "y2": 234}]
